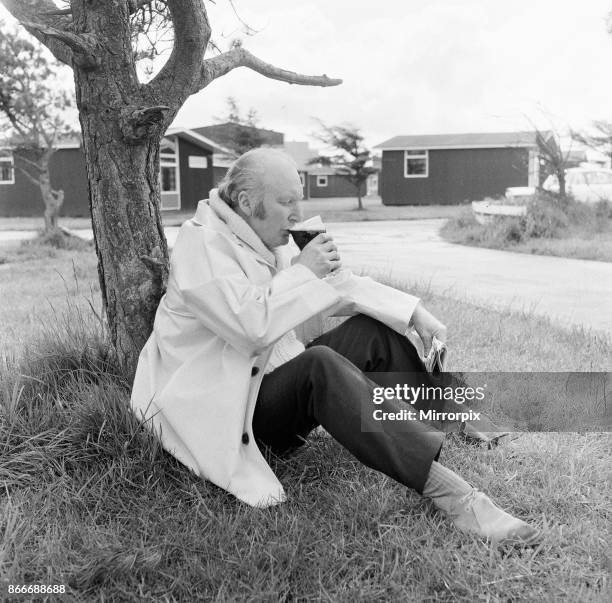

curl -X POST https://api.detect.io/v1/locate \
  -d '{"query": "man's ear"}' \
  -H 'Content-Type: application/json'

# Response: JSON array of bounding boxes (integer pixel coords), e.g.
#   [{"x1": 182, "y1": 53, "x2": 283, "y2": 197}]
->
[{"x1": 237, "y1": 191, "x2": 252, "y2": 216}]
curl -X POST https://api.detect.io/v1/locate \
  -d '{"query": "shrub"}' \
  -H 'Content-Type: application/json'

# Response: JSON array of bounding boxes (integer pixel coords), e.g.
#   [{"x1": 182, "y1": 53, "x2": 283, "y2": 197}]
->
[
  {"x1": 23, "y1": 229, "x2": 94, "y2": 252},
  {"x1": 491, "y1": 218, "x2": 524, "y2": 244},
  {"x1": 521, "y1": 195, "x2": 569, "y2": 239}
]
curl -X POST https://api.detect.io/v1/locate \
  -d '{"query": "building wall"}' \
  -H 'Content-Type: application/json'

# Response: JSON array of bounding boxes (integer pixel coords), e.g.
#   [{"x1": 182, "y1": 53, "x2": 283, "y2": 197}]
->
[
  {"x1": 0, "y1": 148, "x2": 89, "y2": 217},
  {"x1": 307, "y1": 174, "x2": 366, "y2": 198},
  {"x1": 1, "y1": 141, "x2": 222, "y2": 217},
  {"x1": 177, "y1": 138, "x2": 213, "y2": 212},
  {"x1": 213, "y1": 166, "x2": 228, "y2": 188},
  {"x1": 380, "y1": 147, "x2": 530, "y2": 205}
]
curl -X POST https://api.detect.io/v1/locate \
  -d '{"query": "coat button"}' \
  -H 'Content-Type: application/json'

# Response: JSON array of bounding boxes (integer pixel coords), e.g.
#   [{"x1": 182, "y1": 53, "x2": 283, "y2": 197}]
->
[
  {"x1": 251, "y1": 366, "x2": 259, "y2": 376},
  {"x1": 242, "y1": 433, "x2": 249, "y2": 445}
]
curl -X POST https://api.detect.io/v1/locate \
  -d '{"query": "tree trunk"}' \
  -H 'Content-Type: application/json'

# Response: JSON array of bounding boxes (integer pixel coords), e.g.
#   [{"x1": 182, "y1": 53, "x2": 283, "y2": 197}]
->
[
  {"x1": 75, "y1": 83, "x2": 172, "y2": 378},
  {"x1": 558, "y1": 171, "x2": 567, "y2": 200},
  {"x1": 39, "y1": 157, "x2": 64, "y2": 233}
]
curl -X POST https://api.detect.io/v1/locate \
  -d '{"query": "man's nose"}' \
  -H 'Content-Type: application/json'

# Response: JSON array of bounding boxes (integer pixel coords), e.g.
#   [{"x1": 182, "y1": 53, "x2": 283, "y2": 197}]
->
[{"x1": 291, "y1": 203, "x2": 303, "y2": 223}]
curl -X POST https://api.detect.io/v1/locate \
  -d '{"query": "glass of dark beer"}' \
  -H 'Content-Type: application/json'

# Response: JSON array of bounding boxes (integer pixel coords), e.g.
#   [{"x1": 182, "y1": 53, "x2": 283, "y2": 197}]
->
[{"x1": 289, "y1": 216, "x2": 326, "y2": 250}]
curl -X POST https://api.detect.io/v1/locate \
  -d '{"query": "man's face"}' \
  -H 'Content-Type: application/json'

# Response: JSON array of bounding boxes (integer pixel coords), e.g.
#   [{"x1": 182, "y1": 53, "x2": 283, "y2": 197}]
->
[{"x1": 247, "y1": 160, "x2": 304, "y2": 250}]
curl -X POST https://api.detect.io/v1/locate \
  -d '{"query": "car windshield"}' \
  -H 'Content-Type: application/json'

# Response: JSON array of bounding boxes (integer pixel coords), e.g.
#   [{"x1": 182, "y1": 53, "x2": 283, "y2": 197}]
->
[
  {"x1": 586, "y1": 171, "x2": 612, "y2": 184},
  {"x1": 568, "y1": 173, "x2": 586, "y2": 186}
]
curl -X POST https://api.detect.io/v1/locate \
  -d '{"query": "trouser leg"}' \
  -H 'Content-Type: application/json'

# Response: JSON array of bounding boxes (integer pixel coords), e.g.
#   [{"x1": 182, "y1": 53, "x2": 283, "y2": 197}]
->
[
  {"x1": 307, "y1": 313, "x2": 426, "y2": 373},
  {"x1": 252, "y1": 344, "x2": 444, "y2": 494},
  {"x1": 309, "y1": 314, "x2": 457, "y2": 428}
]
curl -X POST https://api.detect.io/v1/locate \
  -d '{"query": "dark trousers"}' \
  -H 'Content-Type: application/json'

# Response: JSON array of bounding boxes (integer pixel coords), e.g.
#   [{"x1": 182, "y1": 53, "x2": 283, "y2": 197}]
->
[{"x1": 252, "y1": 315, "x2": 446, "y2": 494}]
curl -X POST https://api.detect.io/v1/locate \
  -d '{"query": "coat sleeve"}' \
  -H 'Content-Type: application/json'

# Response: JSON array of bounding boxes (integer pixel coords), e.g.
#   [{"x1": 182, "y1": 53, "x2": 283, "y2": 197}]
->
[
  {"x1": 283, "y1": 244, "x2": 421, "y2": 337},
  {"x1": 323, "y1": 270, "x2": 421, "y2": 336},
  {"x1": 170, "y1": 227, "x2": 343, "y2": 356}
]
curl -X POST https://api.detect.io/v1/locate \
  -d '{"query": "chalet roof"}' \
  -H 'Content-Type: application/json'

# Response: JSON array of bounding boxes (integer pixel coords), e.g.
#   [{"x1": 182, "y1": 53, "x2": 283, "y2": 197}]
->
[
  {"x1": 164, "y1": 128, "x2": 234, "y2": 155},
  {"x1": 376, "y1": 131, "x2": 547, "y2": 150},
  {"x1": 307, "y1": 166, "x2": 337, "y2": 176}
]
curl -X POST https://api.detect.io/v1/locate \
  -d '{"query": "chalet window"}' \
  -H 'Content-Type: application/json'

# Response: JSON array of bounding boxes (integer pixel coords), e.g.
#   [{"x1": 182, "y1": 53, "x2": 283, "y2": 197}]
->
[
  {"x1": 188, "y1": 155, "x2": 208, "y2": 169},
  {"x1": 160, "y1": 139, "x2": 180, "y2": 209},
  {"x1": 404, "y1": 150, "x2": 428, "y2": 178},
  {"x1": 161, "y1": 165, "x2": 177, "y2": 191},
  {"x1": 0, "y1": 152, "x2": 14, "y2": 184},
  {"x1": 316, "y1": 175, "x2": 328, "y2": 187}
]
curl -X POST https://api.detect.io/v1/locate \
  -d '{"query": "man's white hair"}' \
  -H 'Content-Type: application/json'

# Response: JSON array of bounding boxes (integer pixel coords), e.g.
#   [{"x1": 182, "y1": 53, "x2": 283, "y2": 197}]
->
[{"x1": 217, "y1": 148, "x2": 296, "y2": 214}]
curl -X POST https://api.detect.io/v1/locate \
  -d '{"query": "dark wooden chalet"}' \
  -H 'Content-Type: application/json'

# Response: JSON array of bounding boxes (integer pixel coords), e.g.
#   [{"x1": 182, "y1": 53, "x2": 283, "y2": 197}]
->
[
  {"x1": 375, "y1": 131, "x2": 545, "y2": 205},
  {"x1": 0, "y1": 129, "x2": 232, "y2": 217}
]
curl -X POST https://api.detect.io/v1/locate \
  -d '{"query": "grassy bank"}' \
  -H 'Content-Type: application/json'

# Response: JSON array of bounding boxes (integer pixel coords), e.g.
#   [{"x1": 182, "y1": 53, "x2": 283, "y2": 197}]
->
[
  {"x1": 441, "y1": 196, "x2": 612, "y2": 262},
  {"x1": 1, "y1": 247, "x2": 610, "y2": 601}
]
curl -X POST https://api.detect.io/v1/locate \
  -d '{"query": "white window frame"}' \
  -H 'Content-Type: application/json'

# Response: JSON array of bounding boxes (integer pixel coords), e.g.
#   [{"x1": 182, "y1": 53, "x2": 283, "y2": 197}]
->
[
  {"x1": 299, "y1": 172, "x2": 305, "y2": 186},
  {"x1": 316, "y1": 175, "x2": 328, "y2": 187},
  {"x1": 404, "y1": 150, "x2": 429, "y2": 178},
  {"x1": 188, "y1": 155, "x2": 208, "y2": 169},
  {"x1": 0, "y1": 152, "x2": 15, "y2": 184},
  {"x1": 160, "y1": 138, "x2": 180, "y2": 210}
]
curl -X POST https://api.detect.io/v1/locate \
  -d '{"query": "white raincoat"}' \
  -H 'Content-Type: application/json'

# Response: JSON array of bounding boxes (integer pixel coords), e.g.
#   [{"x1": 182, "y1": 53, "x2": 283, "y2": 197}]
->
[{"x1": 131, "y1": 191, "x2": 421, "y2": 507}]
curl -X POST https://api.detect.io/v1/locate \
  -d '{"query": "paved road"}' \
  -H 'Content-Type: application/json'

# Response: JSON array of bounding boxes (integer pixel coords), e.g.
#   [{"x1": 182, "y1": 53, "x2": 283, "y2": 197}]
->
[
  {"x1": 1, "y1": 220, "x2": 611, "y2": 335},
  {"x1": 327, "y1": 220, "x2": 612, "y2": 336}
]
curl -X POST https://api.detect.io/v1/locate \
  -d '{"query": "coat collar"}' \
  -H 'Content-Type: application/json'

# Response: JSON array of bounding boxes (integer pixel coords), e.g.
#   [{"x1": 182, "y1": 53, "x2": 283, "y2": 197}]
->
[{"x1": 198, "y1": 189, "x2": 279, "y2": 268}]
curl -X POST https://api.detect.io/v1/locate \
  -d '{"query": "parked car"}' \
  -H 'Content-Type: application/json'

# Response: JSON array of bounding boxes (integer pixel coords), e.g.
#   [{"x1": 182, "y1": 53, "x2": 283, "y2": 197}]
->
[{"x1": 506, "y1": 167, "x2": 612, "y2": 203}]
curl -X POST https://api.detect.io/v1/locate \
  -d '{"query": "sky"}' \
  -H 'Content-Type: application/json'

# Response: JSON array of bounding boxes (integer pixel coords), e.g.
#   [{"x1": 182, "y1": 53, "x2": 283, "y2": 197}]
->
[
  {"x1": 173, "y1": 0, "x2": 612, "y2": 149},
  {"x1": 2, "y1": 1, "x2": 612, "y2": 150}
]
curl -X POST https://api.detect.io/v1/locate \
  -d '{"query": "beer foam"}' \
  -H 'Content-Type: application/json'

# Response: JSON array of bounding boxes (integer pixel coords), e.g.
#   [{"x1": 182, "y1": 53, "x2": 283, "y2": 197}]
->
[{"x1": 290, "y1": 215, "x2": 325, "y2": 231}]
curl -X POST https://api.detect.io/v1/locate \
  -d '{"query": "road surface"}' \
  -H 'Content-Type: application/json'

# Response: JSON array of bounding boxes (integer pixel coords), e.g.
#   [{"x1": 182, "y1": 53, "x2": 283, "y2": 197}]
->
[{"x1": 1, "y1": 220, "x2": 611, "y2": 335}]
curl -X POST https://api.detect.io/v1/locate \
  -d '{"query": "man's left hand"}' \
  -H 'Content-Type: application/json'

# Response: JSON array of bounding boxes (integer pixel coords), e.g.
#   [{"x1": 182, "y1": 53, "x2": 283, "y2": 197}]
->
[{"x1": 410, "y1": 303, "x2": 447, "y2": 356}]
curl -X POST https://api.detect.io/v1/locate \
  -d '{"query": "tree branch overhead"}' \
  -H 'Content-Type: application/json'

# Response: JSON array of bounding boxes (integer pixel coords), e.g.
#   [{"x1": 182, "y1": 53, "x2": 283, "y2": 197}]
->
[
  {"x1": 21, "y1": 20, "x2": 99, "y2": 68},
  {"x1": 198, "y1": 47, "x2": 342, "y2": 93}
]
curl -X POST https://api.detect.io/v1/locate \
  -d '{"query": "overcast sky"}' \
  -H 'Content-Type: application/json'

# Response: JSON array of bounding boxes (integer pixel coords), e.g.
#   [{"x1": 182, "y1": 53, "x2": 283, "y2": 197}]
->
[
  {"x1": 174, "y1": 0, "x2": 612, "y2": 149},
  {"x1": 3, "y1": 1, "x2": 611, "y2": 150}
]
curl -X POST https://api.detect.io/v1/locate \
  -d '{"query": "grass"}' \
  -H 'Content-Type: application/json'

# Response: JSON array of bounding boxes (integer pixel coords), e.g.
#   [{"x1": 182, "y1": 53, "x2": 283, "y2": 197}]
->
[
  {"x1": 0, "y1": 197, "x2": 466, "y2": 232},
  {"x1": 0, "y1": 246, "x2": 611, "y2": 601},
  {"x1": 441, "y1": 197, "x2": 612, "y2": 262}
]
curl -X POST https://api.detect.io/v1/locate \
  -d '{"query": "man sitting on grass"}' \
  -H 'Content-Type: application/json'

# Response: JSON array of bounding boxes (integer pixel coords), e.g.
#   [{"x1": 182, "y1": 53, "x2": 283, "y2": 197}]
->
[{"x1": 131, "y1": 148, "x2": 541, "y2": 546}]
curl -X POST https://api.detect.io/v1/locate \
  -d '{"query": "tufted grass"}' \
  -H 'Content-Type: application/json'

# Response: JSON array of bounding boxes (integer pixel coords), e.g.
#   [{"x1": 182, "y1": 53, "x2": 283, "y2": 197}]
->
[{"x1": 0, "y1": 247, "x2": 610, "y2": 602}]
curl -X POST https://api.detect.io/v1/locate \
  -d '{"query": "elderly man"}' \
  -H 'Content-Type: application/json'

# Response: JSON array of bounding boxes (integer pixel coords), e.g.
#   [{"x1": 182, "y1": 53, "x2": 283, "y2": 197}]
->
[{"x1": 131, "y1": 148, "x2": 540, "y2": 545}]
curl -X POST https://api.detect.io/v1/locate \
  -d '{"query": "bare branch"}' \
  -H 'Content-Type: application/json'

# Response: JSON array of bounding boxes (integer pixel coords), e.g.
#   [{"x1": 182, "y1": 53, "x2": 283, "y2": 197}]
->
[
  {"x1": 42, "y1": 1, "x2": 154, "y2": 17},
  {"x1": 197, "y1": 47, "x2": 342, "y2": 93},
  {"x1": 20, "y1": 20, "x2": 98, "y2": 67},
  {"x1": 15, "y1": 163, "x2": 43, "y2": 188},
  {"x1": 129, "y1": 0, "x2": 158, "y2": 14},
  {"x1": 0, "y1": 0, "x2": 75, "y2": 65},
  {"x1": 14, "y1": 152, "x2": 45, "y2": 173},
  {"x1": 41, "y1": 8, "x2": 71, "y2": 16},
  {"x1": 144, "y1": 0, "x2": 210, "y2": 104}
]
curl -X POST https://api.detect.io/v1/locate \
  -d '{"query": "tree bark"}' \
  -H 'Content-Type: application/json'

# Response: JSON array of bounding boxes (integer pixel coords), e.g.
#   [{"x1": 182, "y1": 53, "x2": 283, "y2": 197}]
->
[
  {"x1": 70, "y1": 2, "x2": 173, "y2": 377},
  {"x1": 558, "y1": 171, "x2": 567, "y2": 200},
  {"x1": 39, "y1": 153, "x2": 64, "y2": 233},
  {"x1": 75, "y1": 90, "x2": 171, "y2": 377}
]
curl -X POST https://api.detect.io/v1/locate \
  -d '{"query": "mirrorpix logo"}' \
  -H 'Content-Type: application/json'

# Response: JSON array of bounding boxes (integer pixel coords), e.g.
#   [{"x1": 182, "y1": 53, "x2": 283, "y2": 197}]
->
[{"x1": 371, "y1": 383, "x2": 486, "y2": 422}]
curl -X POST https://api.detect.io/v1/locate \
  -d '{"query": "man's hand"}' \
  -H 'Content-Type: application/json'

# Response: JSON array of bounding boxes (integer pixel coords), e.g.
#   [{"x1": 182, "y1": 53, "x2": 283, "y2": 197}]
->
[
  {"x1": 294, "y1": 233, "x2": 342, "y2": 278},
  {"x1": 410, "y1": 302, "x2": 447, "y2": 356}
]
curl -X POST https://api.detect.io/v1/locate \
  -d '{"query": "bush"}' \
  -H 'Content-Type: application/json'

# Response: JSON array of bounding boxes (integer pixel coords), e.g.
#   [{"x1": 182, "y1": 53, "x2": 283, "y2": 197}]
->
[
  {"x1": 30, "y1": 228, "x2": 94, "y2": 251},
  {"x1": 521, "y1": 195, "x2": 569, "y2": 239}
]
